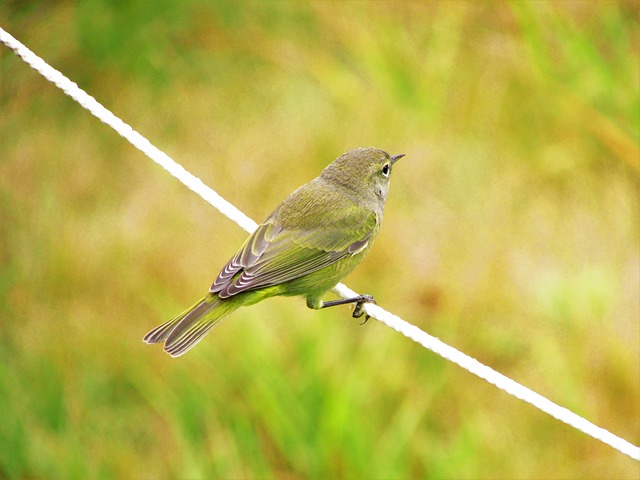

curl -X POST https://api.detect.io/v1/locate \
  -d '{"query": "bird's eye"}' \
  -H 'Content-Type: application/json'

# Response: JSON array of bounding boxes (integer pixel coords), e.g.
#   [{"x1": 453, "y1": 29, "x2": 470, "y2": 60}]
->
[{"x1": 382, "y1": 163, "x2": 391, "y2": 177}]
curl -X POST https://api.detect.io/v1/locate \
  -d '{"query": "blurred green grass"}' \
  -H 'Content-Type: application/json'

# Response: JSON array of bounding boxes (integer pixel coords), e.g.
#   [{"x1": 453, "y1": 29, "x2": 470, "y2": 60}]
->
[{"x1": 0, "y1": 1, "x2": 638, "y2": 479}]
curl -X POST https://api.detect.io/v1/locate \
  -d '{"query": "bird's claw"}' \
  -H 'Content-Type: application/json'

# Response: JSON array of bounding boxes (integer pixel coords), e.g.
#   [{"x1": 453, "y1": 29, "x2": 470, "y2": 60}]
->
[{"x1": 353, "y1": 295, "x2": 376, "y2": 324}]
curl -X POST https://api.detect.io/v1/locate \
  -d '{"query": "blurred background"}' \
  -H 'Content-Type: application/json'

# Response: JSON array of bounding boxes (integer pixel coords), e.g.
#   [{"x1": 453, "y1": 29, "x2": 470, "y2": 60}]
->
[{"x1": 1, "y1": 1, "x2": 638, "y2": 478}]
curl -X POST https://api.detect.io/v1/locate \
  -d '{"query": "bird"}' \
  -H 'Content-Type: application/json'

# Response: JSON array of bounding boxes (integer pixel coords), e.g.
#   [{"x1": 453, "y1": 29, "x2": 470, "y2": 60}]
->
[{"x1": 144, "y1": 147, "x2": 404, "y2": 357}]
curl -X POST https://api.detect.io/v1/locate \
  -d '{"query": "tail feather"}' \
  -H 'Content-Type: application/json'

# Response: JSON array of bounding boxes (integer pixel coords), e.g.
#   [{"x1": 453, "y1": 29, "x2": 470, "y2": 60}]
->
[
  {"x1": 164, "y1": 321, "x2": 218, "y2": 357},
  {"x1": 143, "y1": 294, "x2": 238, "y2": 357},
  {"x1": 143, "y1": 317, "x2": 179, "y2": 344},
  {"x1": 142, "y1": 300, "x2": 211, "y2": 345}
]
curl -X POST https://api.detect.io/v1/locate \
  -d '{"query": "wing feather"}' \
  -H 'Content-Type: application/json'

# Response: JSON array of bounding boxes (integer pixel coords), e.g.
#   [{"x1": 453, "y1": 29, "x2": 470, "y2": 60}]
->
[
  {"x1": 210, "y1": 222, "x2": 281, "y2": 293},
  {"x1": 210, "y1": 187, "x2": 378, "y2": 298}
]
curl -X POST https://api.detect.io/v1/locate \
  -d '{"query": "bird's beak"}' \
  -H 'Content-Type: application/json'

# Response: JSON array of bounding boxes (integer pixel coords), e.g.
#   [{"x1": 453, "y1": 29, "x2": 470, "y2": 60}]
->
[{"x1": 390, "y1": 153, "x2": 405, "y2": 164}]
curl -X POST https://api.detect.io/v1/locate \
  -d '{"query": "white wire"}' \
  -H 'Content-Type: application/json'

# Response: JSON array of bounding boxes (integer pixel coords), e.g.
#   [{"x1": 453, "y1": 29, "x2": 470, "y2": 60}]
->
[
  {"x1": 0, "y1": 28, "x2": 257, "y2": 235},
  {"x1": 2, "y1": 26, "x2": 638, "y2": 462}
]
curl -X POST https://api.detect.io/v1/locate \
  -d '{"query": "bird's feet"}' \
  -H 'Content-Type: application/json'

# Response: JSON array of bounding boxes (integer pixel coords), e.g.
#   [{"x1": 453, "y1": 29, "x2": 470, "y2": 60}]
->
[{"x1": 352, "y1": 294, "x2": 376, "y2": 323}]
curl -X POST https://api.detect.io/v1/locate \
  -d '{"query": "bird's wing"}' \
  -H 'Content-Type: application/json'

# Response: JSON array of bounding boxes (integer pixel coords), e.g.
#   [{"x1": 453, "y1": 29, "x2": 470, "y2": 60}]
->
[{"x1": 210, "y1": 208, "x2": 377, "y2": 298}]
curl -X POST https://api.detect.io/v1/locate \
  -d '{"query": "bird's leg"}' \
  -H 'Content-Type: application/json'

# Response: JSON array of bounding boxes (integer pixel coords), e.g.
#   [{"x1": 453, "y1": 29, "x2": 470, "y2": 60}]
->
[{"x1": 319, "y1": 294, "x2": 376, "y2": 323}]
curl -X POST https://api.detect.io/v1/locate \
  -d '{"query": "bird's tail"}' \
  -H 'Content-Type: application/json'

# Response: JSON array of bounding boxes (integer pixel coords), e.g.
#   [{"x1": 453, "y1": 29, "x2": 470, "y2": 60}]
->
[{"x1": 143, "y1": 294, "x2": 239, "y2": 357}]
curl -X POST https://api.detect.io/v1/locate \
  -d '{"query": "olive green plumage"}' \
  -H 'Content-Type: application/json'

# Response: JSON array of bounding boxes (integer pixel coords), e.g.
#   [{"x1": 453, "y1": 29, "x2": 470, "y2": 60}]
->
[{"x1": 144, "y1": 147, "x2": 404, "y2": 357}]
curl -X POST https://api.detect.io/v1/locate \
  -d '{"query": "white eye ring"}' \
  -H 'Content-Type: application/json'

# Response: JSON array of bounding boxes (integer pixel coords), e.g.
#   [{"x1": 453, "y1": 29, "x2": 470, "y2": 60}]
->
[{"x1": 382, "y1": 163, "x2": 391, "y2": 177}]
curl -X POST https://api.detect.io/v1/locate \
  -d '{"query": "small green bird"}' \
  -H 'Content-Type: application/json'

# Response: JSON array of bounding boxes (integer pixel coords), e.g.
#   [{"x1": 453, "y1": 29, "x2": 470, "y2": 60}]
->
[{"x1": 144, "y1": 147, "x2": 404, "y2": 357}]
